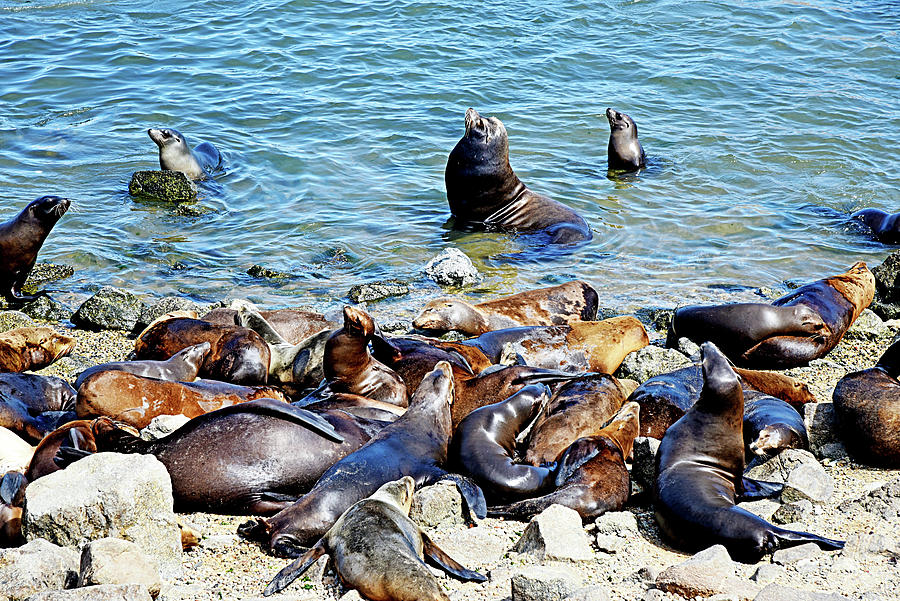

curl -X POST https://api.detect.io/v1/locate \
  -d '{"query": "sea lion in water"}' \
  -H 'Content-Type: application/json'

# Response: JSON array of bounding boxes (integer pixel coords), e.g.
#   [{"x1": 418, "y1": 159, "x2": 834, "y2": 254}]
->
[
  {"x1": 412, "y1": 281, "x2": 599, "y2": 336},
  {"x1": 743, "y1": 392, "x2": 808, "y2": 458},
  {"x1": 606, "y1": 108, "x2": 646, "y2": 171},
  {"x1": 0, "y1": 373, "x2": 77, "y2": 443},
  {"x1": 263, "y1": 477, "x2": 486, "y2": 599},
  {"x1": 654, "y1": 342, "x2": 843, "y2": 562},
  {"x1": 852, "y1": 208, "x2": 900, "y2": 244},
  {"x1": 0, "y1": 196, "x2": 70, "y2": 302},
  {"x1": 445, "y1": 108, "x2": 592, "y2": 245},
  {"x1": 668, "y1": 262, "x2": 874, "y2": 369},
  {"x1": 833, "y1": 338, "x2": 900, "y2": 468},
  {"x1": 0, "y1": 327, "x2": 75, "y2": 373},
  {"x1": 74, "y1": 342, "x2": 211, "y2": 390},
  {"x1": 489, "y1": 401, "x2": 639, "y2": 521},
  {"x1": 147, "y1": 127, "x2": 221, "y2": 180}
]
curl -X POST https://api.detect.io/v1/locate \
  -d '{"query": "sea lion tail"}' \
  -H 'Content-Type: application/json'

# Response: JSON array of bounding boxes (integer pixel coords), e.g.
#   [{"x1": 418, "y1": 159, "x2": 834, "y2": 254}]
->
[
  {"x1": 486, "y1": 498, "x2": 544, "y2": 521},
  {"x1": 262, "y1": 539, "x2": 326, "y2": 596}
]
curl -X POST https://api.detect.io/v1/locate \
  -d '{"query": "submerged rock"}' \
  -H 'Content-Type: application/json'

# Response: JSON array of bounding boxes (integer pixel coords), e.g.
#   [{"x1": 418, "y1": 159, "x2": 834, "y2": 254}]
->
[
  {"x1": 424, "y1": 248, "x2": 481, "y2": 287},
  {"x1": 21, "y1": 264, "x2": 75, "y2": 296},
  {"x1": 128, "y1": 171, "x2": 197, "y2": 202},
  {"x1": 246, "y1": 265, "x2": 293, "y2": 280},
  {"x1": 347, "y1": 280, "x2": 409, "y2": 303},
  {"x1": 72, "y1": 287, "x2": 144, "y2": 332}
]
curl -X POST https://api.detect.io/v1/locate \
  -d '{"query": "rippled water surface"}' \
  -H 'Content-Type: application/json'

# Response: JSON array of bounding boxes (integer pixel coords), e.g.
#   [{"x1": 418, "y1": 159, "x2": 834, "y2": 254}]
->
[{"x1": 1, "y1": 0, "x2": 898, "y2": 313}]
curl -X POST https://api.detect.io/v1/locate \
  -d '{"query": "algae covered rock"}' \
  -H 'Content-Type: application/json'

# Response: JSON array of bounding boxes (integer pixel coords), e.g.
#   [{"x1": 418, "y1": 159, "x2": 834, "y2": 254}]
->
[
  {"x1": 128, "y1": 171, "x2": 197, "y2": 202},
  {"x1": 72, "y1": 287, "x2": 144, "y2": 331}
]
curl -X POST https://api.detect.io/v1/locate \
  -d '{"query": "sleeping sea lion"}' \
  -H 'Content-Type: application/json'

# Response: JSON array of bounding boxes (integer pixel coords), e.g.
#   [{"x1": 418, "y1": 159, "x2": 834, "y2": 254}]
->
[
  {"x1": 147, "y1": 127, "x2": 221, "y2": 180},
  {"x1": 25, "y1": 420, "x2": 96, "y2": 482},
  {"x1": 202, "y1": 306, "x2": 336, "y2": 345},
  {"x1": 606, "y1": 108, "x2": 646, "y2": 171},
  {"x1": 0, "y1": 327, "x2": 75, "y2": 373},
  {"x1": 0, "y1": 373, "x2": 76, "y2": 443},
  {"x1": 743, "y1": 392, "x2": 808, "y2": 458},
  {"x1": 74, "y1": 342, "x2": 211, "y2": 390}
]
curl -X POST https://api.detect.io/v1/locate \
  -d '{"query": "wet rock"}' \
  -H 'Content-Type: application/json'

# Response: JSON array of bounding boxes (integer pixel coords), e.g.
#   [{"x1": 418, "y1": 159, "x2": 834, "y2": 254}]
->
[
  {"x1": 772, "y1": 542, "x2": 821, "y2": 565},
  {"x1": 137, "y1": 297, "x2": 206, "y2": 329},
  {"x1": 20, "y1": 264, "x2": 75, "y2": 296},
  {"x1": 20, "y1": 297, "x2": 71, "y2": 323},
  {"x1": 635, "y1": 308, "x2": 673, "y2": 335},
  {"x1": 128, "y1": 171, "x2": 197, "y2": 202},
  {"x1": 0, "y1": 311, "x2": 36, "y2": 333},
  {"x1": 72, "y1": 287, "x2": 144, "y2": 332},
  {"x1": 563, "y1": 586, "x2": 610, "y2": 601},
  {"x1": 25, "y1": 584, "x2": 154, "y2": 601},
  {"x1": 870, "y1": 298, "x2": 900, "y2": 321},
  {"x1": 655, "y1": 545, "x2": 759, "y2": 600},
  {"x1": 594, "y1": 511, "x2": 639, "y2": 536},
  {"x1": 0, "y1": 539, "x2": 78, "y2": 601},
  {"x1": 873, "y1": 251, "x2": 900, "y2": 302},
  {"x1": 408, "y1": 481, "x2": 465, "y2": 529},
  {"x1": 347, "y1": 280, "x2": 409, "y2": 303},
  {"x1": 744, "y1": 449, "x2": 819, "y2": 483},
  {"x1": 424, "y1": 248, "x2": 481, "y2": 287},
  {"x1": 631, "y1": 437, "x2": 660, "y2": 490},
  {"x1": 22, "y1": 452, "x2": 181, "y2": 579},
  {"x1": 839, "y1": 475, "x2": 900, "y2": 521},
  {"x1": 844, "y1": 309, "x2": 892, "y2": 340},
  {"x1": 802, "y1": 403, "x2": 841, "y2": 458},
  {"x1": 614, "y1": 345, "x2": 692, "y2": 383},
  {"x1": 511, "y1": 504, "x2": 593, "y2": 562},
  {"x1": 510, "y1": 563, "x2": 582, "y2": 601},
  {"x1": 77, "y1": 538, "x2": 161, "y2": 598},
  {"x1": 840, "y1": 533, "x2": 900, "y2": 558},
  {"x1": 246, "y1": 265, "x2": 292, "y2": 280},
  {"x1": 139, "y1": 415, "x2": 190, "y2": 441},
  {"x1": 751, "y1": 564, "x2": 783, "y2": 584},
  {"x1": 781, "y1": 463, "x2": 833, "y2": 503},
  {"x1": 753, "y1": 583, "x2": 850, "y2": 601},
  {"x1": 675, "y1": 337, "x2": 700, "y2": 360},
  {"x1": 772, "y1": 499, "x2": 813, "y2": 525},
  {"x1": 378, "y1": 319, "x2": 410, "y2": 334},
  {"x1": 594, "y1": 533, "x2": 625, "y2": 553}
]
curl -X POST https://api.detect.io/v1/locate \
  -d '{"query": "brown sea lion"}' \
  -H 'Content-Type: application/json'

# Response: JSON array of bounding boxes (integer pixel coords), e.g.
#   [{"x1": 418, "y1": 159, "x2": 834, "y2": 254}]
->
[
  {"x1": 733, "y1": 367, "x2": 817, "y2": 409},
  {"x1": 412, "y1": 281, "x2": 599, "y2": 336},
  {"x1": 0, "y1": 373, "x2": 77, "y2": 443},
  {"x1": 298, "y1": 393, "x2": 406, "y2": 423},
  {"x1": 833, "y1": 339, "x2": 900, "y2": 467},
  {"x1": 743, "y1": 392, "x2": 808, "y2": 458},
  {"x1": 263, "y1": 477, "x2": 486, "y2": 599},
  {"x1": 668, "y1": 262, "x2": 874, "y2": 369},
  {"x1": 75, "y1": 371, "x2": 289, "y2": 429},
  {"x1": 654, "y1": 342, "x2": 843, "y2": 562},
  {"x1": 202, "y1": 305, "x2": 336, "y2": 345},
  {"x1": 0, "y1": 470, "x2": 27, "y2": 547},
  {"x1": 324, "y1": 306, "x2": 407, "y2": 406},
  {"x1": 525, "y1": 373, "x2": 627, "y2": 466},
  {"x1": 445, "y1": 108, "x2": 592, "y2": 245},
  {"x1": 0, "y1": 196, "x2": 70, "y2": 302},
  {"x1": 489, "y1": 401, "x2": 640, "y2": 521},
  {"x1": 74, "y1": 342, "x2": 211, "y2": 390},
  {"x1": 25, "y1": 419, "x2": 96, "y2": 482},
  {"x1": 147, "y1": 127, "x2": 221, "y2": 180},
  {"x1": 0, "y1": 327, "x2": 75, "y2": 373},
  {"x1": 369, "y1": 335, "x2": 475, "y2": 394},
  {"x1": 852, "y1": 208, "x2": 900, "y2": 244},
  {"x1": 133, "y1": 317, "x2": 270, "y2": 385},
  {"x1": 606, "y1": 108, "x2": 646, "y2": 171}
]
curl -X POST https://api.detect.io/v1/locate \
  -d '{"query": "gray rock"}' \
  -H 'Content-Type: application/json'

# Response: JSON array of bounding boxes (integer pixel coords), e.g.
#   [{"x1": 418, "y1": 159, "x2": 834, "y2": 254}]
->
[
  {"x1": 0, "y1": 311, "x2": 36, "y2": 333},
  {"x1": 246, "y1": 265, "x2": 293, "y2": 280},
  {"x1": 78, "y1": 538, "x2": 161, "y2": 599},
  {"x1": 510, "y1": 564, "x2": 582, "y2": 601},
  {"x1": 347, "y1": 280, "x2": 409, "y2": 303},
  {"x1": 781, "y1": 463, "x2": 833, "y2": 503},
  {"x1": 772, "y1": 542, "x2": 821, "y2": 565},
  {"x1": 424, "y1": 248, "x2": 481, "y2": 287},
  {"x1": 22, "y1": 452, "x2": 181, "y2": 579},
  {"x1": 563, "y1": 586, "x2": 610, "y2": 601},
  {"x1": 0, "y1": 539, "x2": 79, "y2": 601},
  {"x1": 636, "y1": 566, "x2": 659, "y2": 583},
  {"x1": 816, "y1": 442, "x2": 848, "y2": 461},
  {"x1": 594, "y1": 533, "x2": 625, "y2": 553},
  {"x1": 744, "y1": 449, "x2": 819, "y2": 484},
  {"x1": 128, "y1": 171, "x2": 197, "y2": 202},
  {"x1": 21, "y1": 264, "x2": 75, "y2": 296},
  {"x1": 838, "y1": 475, "x2": 900, "y2": 521},
  {"x1": 840, "y1": 533, "x2": 900, "y2": 558},
  {"x1": 512, "y1": 504, "x2": 593, "y2": 561},
  {"x1": 594, "y1": 511, "x2": 639, "y2": 536},
  {"x1": 72, "y1": 287, "x2": 144, "y2": 332},
  {"x1": 139, "y1": 415, "x2": 190, "y2": 441},
  {"x1": 737, "y1": 499, "x2": 780, "y2": 521},
  {"x1": 632, "y1": 437, "x2": 661, "y2": 490},
  {"x1": 802, "y1": 403, "x2": 842, "y2": 458},
  {"x1": 870, "y1": 298, "x2": 900, "y2": 321},
  {"x1": 408, "y1": 481, "x2": 466, "y2": 529},
  {"x1": 751, "y1": 564, "x2": 783, "y2": 584},
  {"x1": 20, "y1": 297, "x2": 71, "y2": 323},
  {"x1": 614, "y1": 345, "x2": 692, "y2": 383},
  {"x1": 772, "y1": 499, "x2": 813, "y2": 525},
  {"x1": 676, "y1": 337, "x2": 700, "y2": 360},
  {"x1": 844, "y1": 309, "x2": 892, "y2": 340},
  {"x1": 656, "y1": 544, "x2": 759, "y2": 600},
  {"x1": 753, "y1": 583, "x2": 851, "y2": 601},
  {"x1": 635, "y1": 308, "x2": 673, "y2": 335},
  {"x1": 25, "y1": 584, "x2": 153, "y2": 601},
  {"x1": 137, "y1": 298, "x2": 206, "y2": 329},
  {"x1": 872, "y1": 251, "x2": 900, "y2": 303}
]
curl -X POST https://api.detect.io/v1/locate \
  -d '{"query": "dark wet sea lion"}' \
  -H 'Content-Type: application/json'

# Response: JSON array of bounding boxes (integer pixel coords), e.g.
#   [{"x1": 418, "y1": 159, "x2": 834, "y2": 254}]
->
[
  {"x1": 263, "y1": 477, "x2": 486, "y2": 599},
  {"x1": 147, "y1": 127, "x2": 221, "y2": 180},
  {"x1": 0, "y1": 196, "x2": 70, "y2": 302},
  {"x1": 833, "y1": 339, "x2": 900, "y2": 467},
  {"x1": 489, "y1": 401, "x2": 639, "y2": 521},
  {"x1": 743, "y1": 392, "x2": 808, "y2": 458},
  {"x1": 451, "y1": 384, "x2": 554, "y2": 502},
  {"x1": 525, "y1": 373, "x2": 627, "y2": 466},
  {"x1": 324, "y1": 306, "x2": 406, "y2": 406},
  {"x1": 297, "y1": 393, "x2": 406, "y2": 422},
  {"x1": 852, "y1": 208, "x2": 900, "y2": 244},
  {"x1": 654, "y1": 342, "x2": 843, "y2": 562},
  {"x1": 0, "y1": 470, "x2": 27, "y2": 548},
  {"x1": 0, "y1": 373, "x2": 76, "y2": 443},
  {"x1": 240, "y1": 362, "x2": 477, "y2": 556},
  {"x1": 0, "y1": 327, "x2": 75, "y2": 373},
  {"x1": 24, "y1": 419, "x2": 96, "y2": 482},
  {"x1": 133, "y1": 317, "x2": 270, "y2": 385},
  {"x1": 202, "y1": 306, "x2": 336, "y2": 345},
  {"x1": 75, "y1": 371, "x2": 288, "y2": 429},
  {"x1": 445, "y1": 108, "x2": 592, "y2": 245},
  {"x1": 606, "y1": 108, "x2": 646, "y2": 171},
  {"x1": 74, "y1": 342, "x2": 211, "y2": 390},
  {"x1": 370, "y1": 335, "x2": 474, "y2": 394},
  {"x1": 668, "y1": 262, "x2": 874, "y2": 369},
  {"x1": 412, "y1": 281, "x2": 599, "y2": 336}
]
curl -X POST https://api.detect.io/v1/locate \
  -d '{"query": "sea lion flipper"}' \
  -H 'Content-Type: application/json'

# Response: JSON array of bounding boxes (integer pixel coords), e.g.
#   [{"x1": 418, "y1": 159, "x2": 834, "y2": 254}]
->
[
  {"x1": 554, "y1": 437, "x2": 599, "y2": 487},
  {"x1": 438, "y1": 473, "x2": 487, "y2": 521},
  {"x1": 738, "y1": 477, "x2": 784, "y2": 501},
  {"x1": 230, "y1": 398, "x2": 344, "y2": 443},
  {"x1": 263, "y1": 539, "x2": 327, "y2": 596},
  {"x1": 421, "y1": 531, "x2": 487, "y2": 582},
  {"x1": 52, "y1": 445, "x2": 93, "y2": 469},
  {"x1": 772, "y1": 528, "x2": 844, "y2": 551},
  {"x1": 0, "y1": 471, "x2": 27, "y2": 506},
  {"x1": 237, "y1": 307, "x2": 292, "y2": 346}
]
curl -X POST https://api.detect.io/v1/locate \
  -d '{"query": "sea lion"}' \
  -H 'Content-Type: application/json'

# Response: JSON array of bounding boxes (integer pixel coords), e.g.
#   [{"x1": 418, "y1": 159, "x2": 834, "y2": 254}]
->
[
  {"x1": 489, "y1": 401, "x2": 640, "y2": 521},
  {"x1": 0, "y1": 427, "x2": 34, "y2": 473},
  {"x1": 74, "y1": 342, "x2": 211, "y2": 390},
  {"x1": 833, "y1": 339, "x2": 900, "y2": 467},
  {"x1": 653, "y1": 342, "x2": 844, "y2": 562},
  {"x1": 240, "y1": 362, "x2": 481, "y2": 556},
  {"x1": 133, "y1": 317, "x2": 270, "y2": 385},
  {"x1": 147, "y1": 127, "x2": 221, "y2": 180},
  {"x1": 0, "y1": 327, "x2": 75, "y2": 373},
  {"x1": 0, "y1": 470, "x2": 26, "y2": 548},
  {"x1": 203, "y1": 305, "x2": 337, "y2": 345},
  {"x1": 263, "y1": 477, "x2": 486, "y2": 599},
  {"x1": 606, "y1": 108, "x2": 646, "y2": 171},
  {"x1": 445, "y1": 108, "x2": 592, "y2": 245},
  {"x1": 324, "y1": 306, "x2": 407, "y2": 406},
  {"x1": 25, "y1": 419, "x2": 95, "y2": 482},
  {"x1": 667, "y1": 262, "x2": 875, "y2": 369},
  {"x1": 743, "y1": 392, "x2": 808, "y2": 458},
  {"x1": 297, "y1": 393, "x2": 406, "y2": 423},
  {"x1": 0, "y1": 196, "x2": 70, "y2": 302},
  {"x1": 451, "y1": 384, "x2": 554, "y2": 502},
  {"x1": 75, "y1": 370, "x2": 289, "y2": 429},
  {"x1": 525, "y1": 373, "x2": 627, "y2": 466},
  {"x1": 369, "y1": 335, "x2": 475, "y2": 394},
  {"x1": 412, "y1": 281, "x2": 599, "y2": 336},
  {"x1": 0, "y1": 373, "x2": 76, "y2": 443},
  {"x1": 852, "y1": 208, "x2": 900, "y2": 244}
]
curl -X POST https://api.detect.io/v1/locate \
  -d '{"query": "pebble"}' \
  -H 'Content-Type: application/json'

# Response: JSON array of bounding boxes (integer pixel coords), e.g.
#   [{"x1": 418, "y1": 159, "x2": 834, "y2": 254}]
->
[{"x1": 772, "y1": 543, "x2": 821, "y2": 565}]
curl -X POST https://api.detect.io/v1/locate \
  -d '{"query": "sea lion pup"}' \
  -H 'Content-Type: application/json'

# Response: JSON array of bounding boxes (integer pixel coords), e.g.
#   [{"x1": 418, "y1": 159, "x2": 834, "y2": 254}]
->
[
  {"x1": 606, "y1": 108, "x2": 646, "y2": 171},
  {"x1": 743, "y1": 392, "x2": 808, "y2": 458},
  {"x1": 489, "y1": 401, "x2": 639, "y2": 521},
  {"x1": 0, "y1": 427, "x2": 34, "y2": 473},
  {"x1": 73, "y1": 342, "x2": 210, "y2": 390},
  {"x1": 147, "y1": 127, "x2": 221, "y2": 180},
  {"x1": 667, "y1": 262, "x2": 874, "y2": 369},
  {"x1": 413, "y1": 281, "x2": 599, "y2": 336},
  {"x1": 240, "y1": 362, "x2": 484, "y2": 557},
  {"x1": 0, "y1": 470, "x2": 27, "y2": 548},
  {"x1": 654, "y1": 342, "x2": 844, "y2": 562},
  {"x1": 833, "y1": 338, "x2": 900, "y2": 468},
  {"x1": 0, "y1": 327, "x2": 75, "y2": 373},
  {"x1": 451, "y1": 384, "x2": 554, "y2": 502},
  {"x1": 852, "y1": 208, "x2": 900, "y2": 244},
  {"x1": 0, "y1": 373, "x2": 77, "y2": 443},
  {"x1": 525, "y1": 373, "x2": 628, "y2": 466},
  {"x1": 445, "y1": 108, "x2": 592, "y2": 245},
  {"x1": 25, "y1": 420, "x2": 96, "y2": 482},
  {"x1": 263, "y1": 476, "x2": 486, "y2": 599},
  {"x1": 133, "y1": 316, "x2": 270, "y2": 385},
  {"x1": 0, "y1": 195, "x2": 70, "y2": 302},
  {"x1": 324, "y1": 306, "x2": 407, "y2": 407}
]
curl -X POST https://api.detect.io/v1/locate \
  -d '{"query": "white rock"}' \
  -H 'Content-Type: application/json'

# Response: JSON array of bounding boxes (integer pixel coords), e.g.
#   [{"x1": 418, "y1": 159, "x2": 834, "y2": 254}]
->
[
  {"x1": 424, "y1": 248, "x2": 481, "y2": 287},
  {"x1": 511, "y1": 504, "x2": 593, "y2": 562}
]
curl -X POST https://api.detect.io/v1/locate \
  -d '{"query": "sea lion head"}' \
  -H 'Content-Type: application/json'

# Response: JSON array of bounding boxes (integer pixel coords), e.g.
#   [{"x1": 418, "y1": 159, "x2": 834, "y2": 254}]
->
[
  {"x1": 148, "y1": 127, "x2": 189, "y2": 152},
  {"x1": 369, "y1": 476, "x2": 415, "y2": 514},
  {"x1": 178, "y1": 341, "x2": 212, "y2": 372},
  {"x1": 21, "y1": 196, "x2": 70, "y2": 226},
  {"x1": 342, "y1": 305, "x2": 376, "y2": 338},
  {"x1": 605, "y1": 108, "x2": 638, "y2": 135},
  {"x1": 749, "y1": 424, "x2": 794, "y2": 456},
  {"x1": 413, "y1": 298, "x2": 486, "y2": 335},
  {"x1": 699, "y1": 341, "x2": 742, "y2": 413},
  {"x1": 602, "y1": 401, "x2": 641, "y2": 457},
  {"x1": 464, "y1": 108, "x2": 507, "y2": 147}
]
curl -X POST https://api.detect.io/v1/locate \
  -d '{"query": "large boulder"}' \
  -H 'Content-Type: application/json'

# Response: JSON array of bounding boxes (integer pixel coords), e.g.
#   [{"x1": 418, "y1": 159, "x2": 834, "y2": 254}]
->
[
  {"x1": 77, "y1": 538, "x2": 161, "y2": 598},
  {"x1": 655, "y1": 545, "x2": 759, "y2": 600},
  {"x1": 72, "y1": 288, "x2": 144, "y2": 332},
  {"x1": 0, "y1": 539, "x2": 79, "y2": 601},
  {"x1": 614, "y1": 345, "x2": 692, "y2": 383}
]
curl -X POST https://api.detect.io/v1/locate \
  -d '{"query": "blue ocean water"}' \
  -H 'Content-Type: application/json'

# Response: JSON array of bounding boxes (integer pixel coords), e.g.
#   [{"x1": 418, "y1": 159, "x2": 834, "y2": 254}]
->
[{"x1": 1, "y1": 0, "x2": 897, "y2": 314}]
